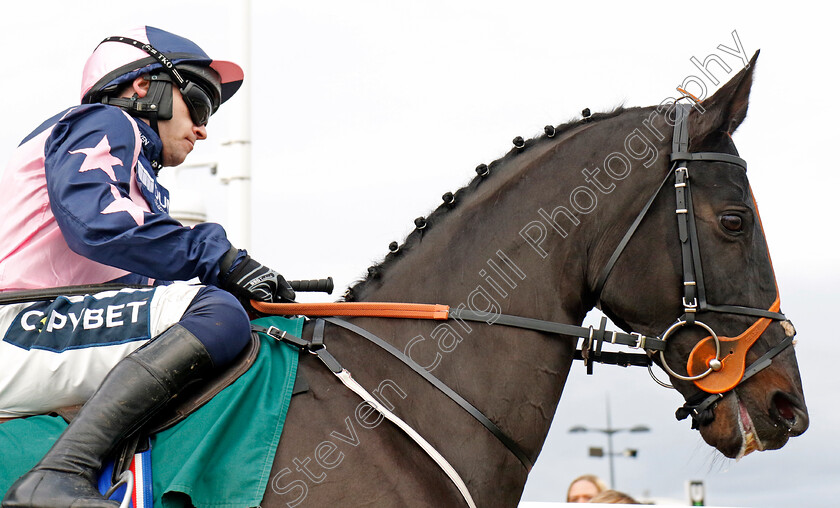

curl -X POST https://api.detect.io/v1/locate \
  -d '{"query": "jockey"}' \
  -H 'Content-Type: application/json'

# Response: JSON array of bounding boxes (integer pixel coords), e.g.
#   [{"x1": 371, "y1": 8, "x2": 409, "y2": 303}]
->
[{"x1": 0, "y1": 26, "x2": 293, "y2": 507}]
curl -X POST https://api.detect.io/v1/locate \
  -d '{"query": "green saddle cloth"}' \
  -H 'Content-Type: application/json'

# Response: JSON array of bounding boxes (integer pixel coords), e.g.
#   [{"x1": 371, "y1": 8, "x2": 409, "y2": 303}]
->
[{"x1": 0, "y1": 316, "x2": 302, "y2": 508}]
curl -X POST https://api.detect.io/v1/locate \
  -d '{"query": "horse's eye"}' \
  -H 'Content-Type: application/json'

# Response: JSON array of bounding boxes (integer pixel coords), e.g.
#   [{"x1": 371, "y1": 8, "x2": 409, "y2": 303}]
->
[{"x1": 720, "y1": 214, "x2": 743, "y2": 232}]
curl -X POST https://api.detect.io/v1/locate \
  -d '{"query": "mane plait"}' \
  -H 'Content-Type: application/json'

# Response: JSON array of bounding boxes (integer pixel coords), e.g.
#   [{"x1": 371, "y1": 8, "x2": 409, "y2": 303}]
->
[{"x1": 344, "y1": 107, "x2": 627, "y2": 301}]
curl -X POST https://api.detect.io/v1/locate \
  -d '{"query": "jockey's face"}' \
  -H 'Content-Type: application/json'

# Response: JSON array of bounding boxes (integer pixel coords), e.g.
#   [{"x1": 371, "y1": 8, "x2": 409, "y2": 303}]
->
[
  {"x1": 157, "y1": 86, "x2": 207, "y2": 167},
  {"x1": 124, "y1": 76, "x2": 208, "y2": 167}
]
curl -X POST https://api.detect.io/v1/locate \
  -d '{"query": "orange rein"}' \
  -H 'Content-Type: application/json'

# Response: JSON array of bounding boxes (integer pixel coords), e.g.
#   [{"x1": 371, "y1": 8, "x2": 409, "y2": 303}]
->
[{"x1": 250, "y1": 301, "x2": 451, "y2": 321}]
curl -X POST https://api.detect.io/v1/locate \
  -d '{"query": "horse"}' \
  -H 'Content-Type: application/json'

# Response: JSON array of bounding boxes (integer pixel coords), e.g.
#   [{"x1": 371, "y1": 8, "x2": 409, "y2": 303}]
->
[{"x1": 258, "y1": 52, "x2": 808, "y2": 507}]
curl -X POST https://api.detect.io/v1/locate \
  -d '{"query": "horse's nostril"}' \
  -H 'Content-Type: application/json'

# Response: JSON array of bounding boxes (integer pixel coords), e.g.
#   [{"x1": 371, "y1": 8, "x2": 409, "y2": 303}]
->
[
  {"x1": 773, "y1": 393, "x2": 795, "y2": 421},
  {"x1": 771, "y1": 392, "x2": 809, "y2": 435}
]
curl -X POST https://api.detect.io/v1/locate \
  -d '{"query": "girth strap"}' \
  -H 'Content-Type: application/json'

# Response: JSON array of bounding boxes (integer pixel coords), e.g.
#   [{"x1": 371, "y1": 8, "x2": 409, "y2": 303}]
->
[{"x1": 312, "y1": 322, "x2": 477, "y2": 508}]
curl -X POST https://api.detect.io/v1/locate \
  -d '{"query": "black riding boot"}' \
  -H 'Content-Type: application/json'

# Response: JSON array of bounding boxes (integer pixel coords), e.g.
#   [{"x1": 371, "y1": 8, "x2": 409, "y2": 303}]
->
[{"x1": 2, "y1": 324, "x2": 213, "y2": 508}]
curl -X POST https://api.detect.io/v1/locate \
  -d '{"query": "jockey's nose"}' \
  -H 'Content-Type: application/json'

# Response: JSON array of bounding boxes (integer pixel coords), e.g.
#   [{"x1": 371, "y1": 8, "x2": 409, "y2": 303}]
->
[{"x1": 195, "y1": 125, "x2": 207, "y2": 141}]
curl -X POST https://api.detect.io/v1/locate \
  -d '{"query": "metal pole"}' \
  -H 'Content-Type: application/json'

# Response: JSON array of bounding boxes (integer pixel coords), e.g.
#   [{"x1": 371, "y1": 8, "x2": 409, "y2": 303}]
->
[
  {"x1": 569, "y1": 396, "x2": 649, "y2": 492},
  {"x1": 606, "y1": 395, "x2": 616, "y2": 489},
  {"x1": 219, "y1": 0, "x2": 252, "y2": 249}
]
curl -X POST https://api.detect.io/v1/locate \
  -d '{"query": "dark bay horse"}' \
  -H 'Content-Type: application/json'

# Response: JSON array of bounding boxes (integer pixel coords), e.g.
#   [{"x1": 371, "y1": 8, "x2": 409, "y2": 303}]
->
[{"x1": 261, "y1": 53, "x2": 808, "y2": 507}]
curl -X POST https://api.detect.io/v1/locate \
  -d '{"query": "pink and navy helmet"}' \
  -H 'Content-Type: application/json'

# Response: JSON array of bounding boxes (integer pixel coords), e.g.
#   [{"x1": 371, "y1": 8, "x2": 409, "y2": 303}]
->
[{"x1": 81, "y1": 26, "x2": 243, "y2": 109}]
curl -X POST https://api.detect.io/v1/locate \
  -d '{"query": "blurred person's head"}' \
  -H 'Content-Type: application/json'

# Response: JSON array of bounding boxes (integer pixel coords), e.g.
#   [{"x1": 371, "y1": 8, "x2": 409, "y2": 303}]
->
[
  {"x1": 588, "y1": 489, "x2": 639, "y2": 504},
  {"x1": 566, "y1": 474, "x2": 608, "y2": 503}
]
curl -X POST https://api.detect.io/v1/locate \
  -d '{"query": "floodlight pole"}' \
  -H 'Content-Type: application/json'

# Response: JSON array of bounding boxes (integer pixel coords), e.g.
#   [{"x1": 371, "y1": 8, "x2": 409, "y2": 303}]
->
[
  {"x1": 569, "y1": 395, "x2": 650, "y2": 489},
  {"x1": 605, "y1": 397, "x2": 616, "y2": 489}
]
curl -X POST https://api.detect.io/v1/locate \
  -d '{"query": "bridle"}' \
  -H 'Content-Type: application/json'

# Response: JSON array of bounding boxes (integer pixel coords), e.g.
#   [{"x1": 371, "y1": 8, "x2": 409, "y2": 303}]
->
[{"x1": 592, "y1": 102, "x2": 794, "y2": 425}]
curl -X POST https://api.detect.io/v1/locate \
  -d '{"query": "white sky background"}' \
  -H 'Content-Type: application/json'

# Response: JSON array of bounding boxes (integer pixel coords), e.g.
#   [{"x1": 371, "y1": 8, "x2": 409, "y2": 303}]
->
[{"x1": 1, "y1": 1, "x2": 838, "y2": 506}]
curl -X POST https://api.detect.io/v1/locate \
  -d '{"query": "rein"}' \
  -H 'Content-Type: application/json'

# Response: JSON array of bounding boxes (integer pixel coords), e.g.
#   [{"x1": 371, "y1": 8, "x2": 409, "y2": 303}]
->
[{"x1": 251, "y1": 300, "x2": 667, "y2": 355}]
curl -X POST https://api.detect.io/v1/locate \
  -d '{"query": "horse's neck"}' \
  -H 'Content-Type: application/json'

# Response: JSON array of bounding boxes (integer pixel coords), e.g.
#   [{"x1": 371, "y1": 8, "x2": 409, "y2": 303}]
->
[
  {"x1": 350, "y1": 108, "x2": 663, "y2": 489},
  {"x1": 352, "y1": 218, "x2": 584, "y2": 496},
  {"x1": 359, "y1": 121, "x2": 606, "y2": 319}
]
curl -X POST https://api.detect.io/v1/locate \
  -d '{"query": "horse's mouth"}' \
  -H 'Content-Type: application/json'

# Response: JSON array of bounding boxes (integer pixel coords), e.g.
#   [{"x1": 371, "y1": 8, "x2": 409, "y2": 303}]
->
[{"x1": 736, "y1": 396, "x2": 763, "y2": 460}]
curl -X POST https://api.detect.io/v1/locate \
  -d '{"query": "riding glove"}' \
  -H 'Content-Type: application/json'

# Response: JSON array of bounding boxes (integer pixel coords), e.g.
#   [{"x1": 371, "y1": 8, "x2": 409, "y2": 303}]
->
[{"x1": 219, "y1": 248, "x2": 295, "y2": 302}]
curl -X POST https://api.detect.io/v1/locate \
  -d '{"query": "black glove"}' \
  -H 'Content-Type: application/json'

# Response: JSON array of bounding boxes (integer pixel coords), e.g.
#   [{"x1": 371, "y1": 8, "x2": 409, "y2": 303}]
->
[{"x1": 219, "y1": 250, "x2": 295, "y2": 303}]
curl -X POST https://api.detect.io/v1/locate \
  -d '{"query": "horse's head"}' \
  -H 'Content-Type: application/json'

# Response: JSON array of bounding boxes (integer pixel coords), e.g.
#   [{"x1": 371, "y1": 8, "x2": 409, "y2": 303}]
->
[{"x1": 594, "y1": 52, "x2": 808, "y2": 458}]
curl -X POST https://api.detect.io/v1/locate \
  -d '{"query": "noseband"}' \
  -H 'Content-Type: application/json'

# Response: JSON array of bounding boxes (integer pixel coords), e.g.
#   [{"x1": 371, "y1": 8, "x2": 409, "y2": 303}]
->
[{"x1": 594, "y1": 103, "x2": 793, "y2": 426}]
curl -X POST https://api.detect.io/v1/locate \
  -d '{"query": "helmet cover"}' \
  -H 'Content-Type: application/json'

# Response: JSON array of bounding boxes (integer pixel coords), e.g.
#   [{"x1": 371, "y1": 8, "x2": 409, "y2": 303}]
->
[{"x1": 81, "y1": 26, "x2": 243, "y2": 106}]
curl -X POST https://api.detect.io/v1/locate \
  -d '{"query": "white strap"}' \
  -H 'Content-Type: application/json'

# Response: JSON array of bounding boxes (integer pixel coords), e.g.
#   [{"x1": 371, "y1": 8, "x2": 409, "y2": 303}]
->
[
  {"x1": 334, "y1": 369, "x2": 477, "y2": 508},
  {"x1": 103, "y1": 469, "x2": 134, "y2": 508}
]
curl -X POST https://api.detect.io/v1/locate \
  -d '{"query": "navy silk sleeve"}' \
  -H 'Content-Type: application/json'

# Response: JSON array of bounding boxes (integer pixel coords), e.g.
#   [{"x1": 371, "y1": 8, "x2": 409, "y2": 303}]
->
[{"x1": 44, "y1": 105, "x2": 232, "y2": 286}]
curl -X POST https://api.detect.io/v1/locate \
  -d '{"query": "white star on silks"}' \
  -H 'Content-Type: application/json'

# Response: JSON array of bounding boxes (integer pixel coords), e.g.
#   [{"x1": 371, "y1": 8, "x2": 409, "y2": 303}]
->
[
  {"x1": 69, "y1": 135, "x2": 123, "y2": 181},
  {"x1": 101, "y1": 184, "x2": 146, "y2": 226}
]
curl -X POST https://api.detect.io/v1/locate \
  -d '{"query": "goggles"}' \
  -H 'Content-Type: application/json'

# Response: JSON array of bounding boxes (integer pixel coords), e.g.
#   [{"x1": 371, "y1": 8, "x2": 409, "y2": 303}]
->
[
  {"x1": 180, "y1": 81, "x2": 214, "y2": 126},
  {"x1": 146, "y1": 74, "x2": 215, "y2": 126}
]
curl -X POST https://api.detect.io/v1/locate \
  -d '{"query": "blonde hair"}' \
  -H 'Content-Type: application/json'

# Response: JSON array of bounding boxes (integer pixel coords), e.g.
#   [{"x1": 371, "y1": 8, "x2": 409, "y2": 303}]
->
[
  {"x1": 588, "y1": 489, "x2": 639, "y2": 504},
  {"x1": 566, "y1": 474, "x2": 608, "y2": 502}
]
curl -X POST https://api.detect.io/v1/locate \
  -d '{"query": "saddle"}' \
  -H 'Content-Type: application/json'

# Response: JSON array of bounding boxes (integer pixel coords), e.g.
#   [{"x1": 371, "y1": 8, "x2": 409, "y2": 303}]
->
[
  {"x1": 60, "y1": 326, "x2": 308, "y2": 483},
  {"x1": 0, "y1": 330, "x2": 263, "y2": 430},
  {"x1": 0, "y1": 284, "x2": 309, "y2": 430},
  {"x1": 57, "y1": 327, "x2": 309, "y2": 432}
]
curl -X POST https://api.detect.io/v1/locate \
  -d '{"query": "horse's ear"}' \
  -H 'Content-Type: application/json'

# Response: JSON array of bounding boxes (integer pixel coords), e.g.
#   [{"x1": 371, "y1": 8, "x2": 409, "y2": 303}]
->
[{"x1": 689, "y1": 50, "x2": 759, "y2": 143}]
